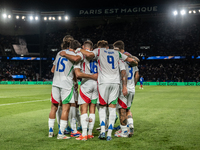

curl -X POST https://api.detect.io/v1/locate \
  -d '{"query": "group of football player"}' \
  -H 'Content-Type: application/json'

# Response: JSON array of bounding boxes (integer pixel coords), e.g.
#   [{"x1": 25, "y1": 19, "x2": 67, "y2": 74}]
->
[{"x1": 48, "y1": 35, "x2": 140, "y2": 141}]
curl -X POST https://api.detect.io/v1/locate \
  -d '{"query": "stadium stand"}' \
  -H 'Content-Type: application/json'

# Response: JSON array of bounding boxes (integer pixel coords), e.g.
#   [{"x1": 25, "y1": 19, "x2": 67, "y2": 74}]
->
[
  {"x1": 44, "y1": 21, "x2": 200, "y2": 56},
  {"x1": 0, "y1": 17, "x2": 199, "y2": 82}
]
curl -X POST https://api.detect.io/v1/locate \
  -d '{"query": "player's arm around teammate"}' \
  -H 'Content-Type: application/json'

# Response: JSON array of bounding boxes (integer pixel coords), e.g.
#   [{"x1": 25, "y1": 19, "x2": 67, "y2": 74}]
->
[
  {"x1": 59, "y1": 50, "x2": 82, "y2": 62},
  {"x1": 80, "y1": 46, "x2": 138, "y2": 67},
  {"x1": 75, "y1": 68, "x2": 98, "y2": 80},
  {"x1": 113, "y1": 40, "x2": 139, "y2": 66},
  {"x1": 123, "y1": 51, "x2": 140, "y2": 63}
]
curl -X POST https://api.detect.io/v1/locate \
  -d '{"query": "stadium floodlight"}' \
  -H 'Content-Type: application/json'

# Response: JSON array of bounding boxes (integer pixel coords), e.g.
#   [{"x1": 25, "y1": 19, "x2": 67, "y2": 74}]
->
[
  {"x1": 2, "y1": 13, "x2": 7, "y2": 18},
  {"x1": 180, "y1": 10, "x2": 186, "y2": 15},
  {"x1": 65, "y1": 16, "x2": 69, "y2": 20},
  {"x1": 30, "y1": 16, "x2": 33, "y2": 20},
  {"x1": 16, "y1": 15, "x2": 19, "y2": 19},
  {"x1": 44, "y1": 17, "x2": 47, "y2": 20},
  {"x1": 8, "y1": 15, "x2": 11, "y2": 18},
  {"x1": 189, "y1": 10, "x2": 192, "y2": 14},
  {"x1": 52, "y1": 17, "x2": 55, "y2": 20},
  {"x1": 193, "y1": 10, "x2": 196, "y2": 13},
  {"x1": 199, "y1": 10, "x2": 200, "y2": 12},
  {"x1": 58, "y1": 16, "x2": 62, "y2": 20},
  {"x1": 35, "y1": 16, "x2": 38, "y2": 20},
  {"x1": 173, "y1": 11, "x2": 178, "y2": 16},
  {"x1": 22, "y1": 16, "x2": 25, "y2": 19},
  {"x1": 49, "y1": 17, "x2": 52, "y2": 20}
]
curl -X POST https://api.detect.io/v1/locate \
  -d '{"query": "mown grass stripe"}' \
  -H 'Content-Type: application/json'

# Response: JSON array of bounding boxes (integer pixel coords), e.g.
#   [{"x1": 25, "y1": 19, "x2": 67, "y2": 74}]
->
[{"x1": 0, "y1": 99, "x2": 49, "y2": 106}]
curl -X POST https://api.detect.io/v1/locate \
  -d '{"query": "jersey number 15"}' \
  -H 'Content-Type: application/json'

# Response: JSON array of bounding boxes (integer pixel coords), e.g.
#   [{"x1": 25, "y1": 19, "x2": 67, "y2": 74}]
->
[{"x1": 56, "y1": 57, "x2": 68, "y2": 72}]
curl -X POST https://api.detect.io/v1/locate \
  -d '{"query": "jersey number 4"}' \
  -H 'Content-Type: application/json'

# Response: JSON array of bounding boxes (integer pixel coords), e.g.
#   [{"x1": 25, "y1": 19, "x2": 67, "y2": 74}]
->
[{"x1": 56, "y1": 57, "x2": 68, "y2": 72}]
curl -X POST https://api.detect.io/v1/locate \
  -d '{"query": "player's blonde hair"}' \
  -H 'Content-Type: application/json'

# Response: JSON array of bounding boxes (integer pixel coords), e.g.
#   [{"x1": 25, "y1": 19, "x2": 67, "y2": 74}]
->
[{"x1": 63, "y1": 35, "x2": 74, "y2": 42}]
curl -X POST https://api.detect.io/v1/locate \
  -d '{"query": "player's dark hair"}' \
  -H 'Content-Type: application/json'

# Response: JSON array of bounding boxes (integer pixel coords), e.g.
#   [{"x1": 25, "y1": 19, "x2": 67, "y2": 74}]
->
[
  {"x1": 61, "y1": 39, "x2": 71, "y2": 49},
  {"x1": 93, "y1": 44, "x2": 98, "y2": 49},
  {"x1": 84, "y1": 40, "x2": 93, "y2": 49},
  {"x1": 113, "y1": 40, "x2": 124, "y2": 50},
  {"x1": 70, "y1": 40, "x2": 81, "y2": 50},
  {"x1": 97, "y1": 40, "x2": 108, "y2": 48}
]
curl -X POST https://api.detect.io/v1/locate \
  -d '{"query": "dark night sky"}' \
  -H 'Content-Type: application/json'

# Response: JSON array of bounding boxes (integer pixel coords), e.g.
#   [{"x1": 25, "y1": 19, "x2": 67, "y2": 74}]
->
[{"x1": 0, "y1": 0, "x2": 198, "y2": 11}]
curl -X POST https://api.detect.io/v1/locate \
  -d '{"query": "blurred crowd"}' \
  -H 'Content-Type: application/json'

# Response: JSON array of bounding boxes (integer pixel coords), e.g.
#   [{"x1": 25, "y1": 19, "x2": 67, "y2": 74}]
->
[
  {"x1": 139, "y1": 60, "x2": 200, "y2": 82},
  {"x1": 0, "y1": 20, "x2": 200, "y2": 82},
  {"x1": 44, "y1": 21, "x2": 200, "y2": 56},
  {"x1": 0, "y1": 61, "x2": 53, "y2": 81},
  {"x1": 0, "y1": 59, "x2": 199, "y2": 82}
]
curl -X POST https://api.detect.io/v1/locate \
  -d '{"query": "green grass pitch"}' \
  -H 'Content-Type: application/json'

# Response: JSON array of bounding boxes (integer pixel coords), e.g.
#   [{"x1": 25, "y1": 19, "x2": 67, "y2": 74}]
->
[{"x1": 0, "y1": 85, "x2": 200, "y2": 150}]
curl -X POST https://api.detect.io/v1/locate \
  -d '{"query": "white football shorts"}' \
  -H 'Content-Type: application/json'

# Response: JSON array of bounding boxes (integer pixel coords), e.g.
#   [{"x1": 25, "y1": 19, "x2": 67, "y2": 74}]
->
[
  {"x1": 78, "y1": 80, "x2": 98, "y2": 105},
  {"x1": 117, "y1": 90, "x2": 135, "y2": 109},
  {"x1": 98, "y1": 83, "x2": 119, "y2": 105},
  {"x1": 51, "y1": 86, "x2": 75, "y2": 104}
]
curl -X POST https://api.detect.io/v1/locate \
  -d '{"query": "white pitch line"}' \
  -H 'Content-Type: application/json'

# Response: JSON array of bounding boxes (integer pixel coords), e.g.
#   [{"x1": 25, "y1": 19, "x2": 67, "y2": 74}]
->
[{"x1": 0, "y1": 99, "x2": 50, "y2": 106}]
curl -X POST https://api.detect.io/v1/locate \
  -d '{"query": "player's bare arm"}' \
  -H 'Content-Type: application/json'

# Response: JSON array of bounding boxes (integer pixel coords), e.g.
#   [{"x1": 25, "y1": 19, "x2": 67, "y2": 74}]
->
[
  {"x1": 80, "y1": 49, "x2": 95, "y2": 59},
  {"x1": 59, "y1": 51, "x2": 81, "y2": 62},
  {"x1": 74, "y1": 68, "x2": 97, "y2": 81},
  {"x1": 73, "y1": 72, "x2": 78, "y2": 91},
  {"x1": 51, "y1": 65, "x2": 55, "y2": 73},
  {"x1": 125, "y1": 57, "x2": 138, "y2": 67},
  {"x1": 123, "y1": 52, "x2": 140, "y2": 62},
  {"x1": 134, "y1": 71, "x2": 140, "y2": 86},
  {"x1": 121, "y1": 70, "x2": 128, "y2": 96}
]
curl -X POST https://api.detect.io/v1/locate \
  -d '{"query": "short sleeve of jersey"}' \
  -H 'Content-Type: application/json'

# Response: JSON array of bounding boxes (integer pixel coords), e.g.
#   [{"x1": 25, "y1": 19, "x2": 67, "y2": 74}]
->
[
  {"x1": 92, "y1": 48, "x2": 99, "y2": 59},
  {"x1": 53, "y1": 60, "x2": 56, "y2": 65},
  {"x1": 76, "y1": 51, "x2": 84, "y2": 61},
  {"x1": 119, "y1": 60, "x2": 126, "y2": 71},
  {"x1": 135, "y1": 66, "x2": 139, "y2": 72},
  {"x1": 74, "y1": 62, "x2": 81, "y2": 69},
  {"x1": 53, "y1": 52, "x2": 60, "y2": 65},
  {"x1": 118, "y1": 52, "x2": 128, "y2": 61}
]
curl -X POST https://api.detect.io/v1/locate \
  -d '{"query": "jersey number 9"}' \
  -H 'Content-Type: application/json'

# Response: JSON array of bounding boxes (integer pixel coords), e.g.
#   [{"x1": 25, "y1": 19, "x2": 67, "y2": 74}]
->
[{"x1": 107, "y1": 55, "x2": 115, "y2": 69}]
